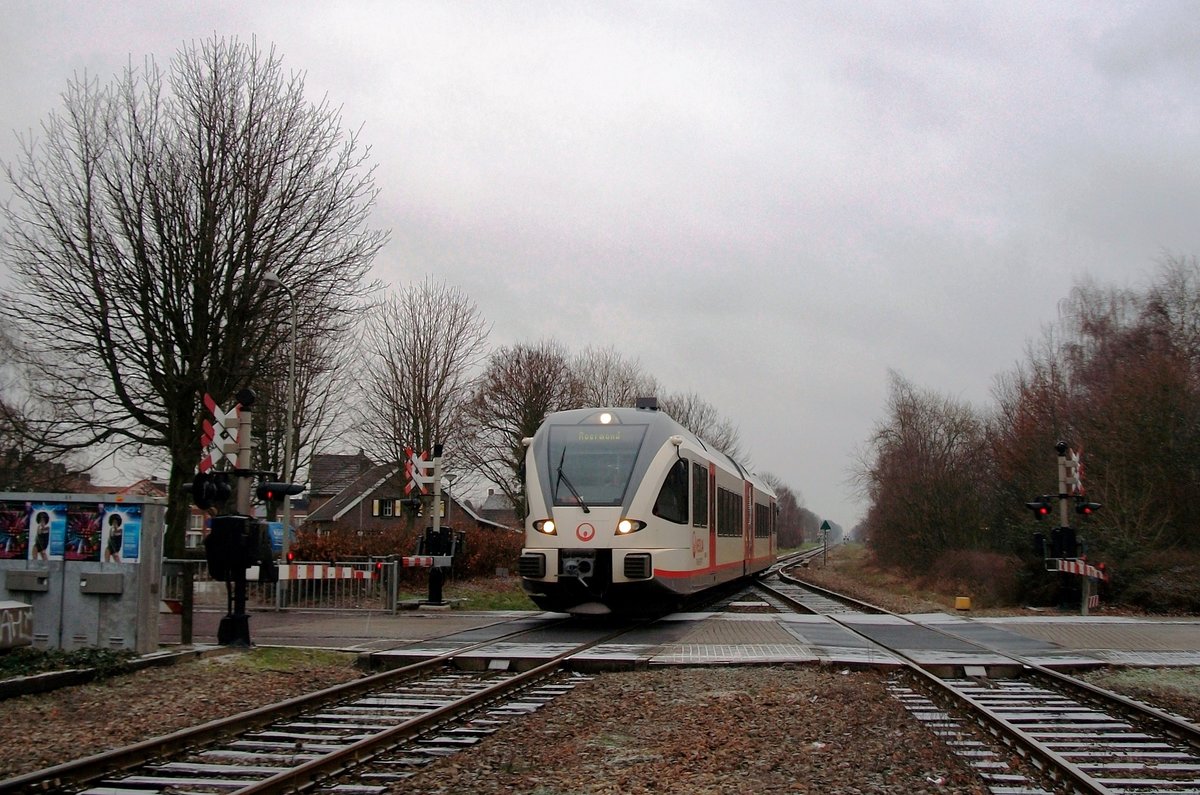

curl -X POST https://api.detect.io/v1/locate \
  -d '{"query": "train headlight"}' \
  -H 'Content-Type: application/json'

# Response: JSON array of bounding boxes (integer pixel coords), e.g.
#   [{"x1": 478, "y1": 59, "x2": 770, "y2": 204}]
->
[
  {"x1": 534, "y1": 519, "x2": 557, "y2": 535},
  {"x1": 616, "y1": 518, "x2": 646, "y2": 535}
]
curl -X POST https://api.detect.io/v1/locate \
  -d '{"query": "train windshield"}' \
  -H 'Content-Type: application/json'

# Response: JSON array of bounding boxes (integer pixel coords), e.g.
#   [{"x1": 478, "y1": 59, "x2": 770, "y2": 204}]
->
[{"x1": 547, "y1": 424, "x2": 648, "y2": 506}]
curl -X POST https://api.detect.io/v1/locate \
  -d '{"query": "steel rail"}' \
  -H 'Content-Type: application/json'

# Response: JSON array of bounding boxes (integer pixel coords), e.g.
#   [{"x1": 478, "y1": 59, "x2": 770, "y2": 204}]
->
[
  {"x1": 761, "y1": 572, "x2": 1200, "y2": 794},
  {"x1": 757, "y1": 576, "x2": 1105, "y2": 792},
  {"x1": 235, "y1": 616, "x2": 649, "y2": 793},
  {"x1": 0, "y1": 613, "x2": 569, "y2": 795}
]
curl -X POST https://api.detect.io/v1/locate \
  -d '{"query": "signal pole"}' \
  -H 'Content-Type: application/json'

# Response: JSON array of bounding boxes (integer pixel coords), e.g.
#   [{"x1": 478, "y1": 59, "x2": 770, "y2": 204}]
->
[{"x1": 1027, "y1": 441, "x2": 1105, "y2": 616}]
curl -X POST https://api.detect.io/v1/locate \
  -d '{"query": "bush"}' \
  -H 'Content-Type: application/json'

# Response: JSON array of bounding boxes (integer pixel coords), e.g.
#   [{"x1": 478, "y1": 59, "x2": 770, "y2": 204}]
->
[
  {"x1": 457, "y1": 526, "x2": 525, "y2": 578},
  {"x1": 0, "y1": 647, "x2": 135, "y2": 679},
  {"x1": 1113, "y1": 550, "x2": 1200, "y2": 613},
  {"x1": 290, "y1": 520, "x2": 524, "y2": 583},
  {"x1": 923, "y1": 550, "x2": 1024, "y2": 608}
]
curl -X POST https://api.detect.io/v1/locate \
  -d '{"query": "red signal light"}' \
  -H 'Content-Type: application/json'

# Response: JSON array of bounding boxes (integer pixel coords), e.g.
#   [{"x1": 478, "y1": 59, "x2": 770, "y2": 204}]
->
[{"x1": 1025, "y1": 497, "x2": 1053, "y2": 519}]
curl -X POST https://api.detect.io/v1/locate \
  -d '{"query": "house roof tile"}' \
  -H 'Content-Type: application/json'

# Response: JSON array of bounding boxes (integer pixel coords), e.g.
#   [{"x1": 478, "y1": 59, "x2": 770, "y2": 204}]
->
[{"x1": 309, "y1": 452, "x2": 375, "y2": 496}]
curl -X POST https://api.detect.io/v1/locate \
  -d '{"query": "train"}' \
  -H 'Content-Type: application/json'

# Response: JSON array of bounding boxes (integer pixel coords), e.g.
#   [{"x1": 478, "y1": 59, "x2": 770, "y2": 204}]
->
[{"x1": 517, "y1": 402, "x2": 777, "y2": 615}]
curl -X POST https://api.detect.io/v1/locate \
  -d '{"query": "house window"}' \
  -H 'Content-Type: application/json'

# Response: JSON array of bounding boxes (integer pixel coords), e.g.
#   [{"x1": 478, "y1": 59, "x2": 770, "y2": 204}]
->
[
  {"x1": 381, "y1": 500, "x2": 394, "y2": 518},
  {"x1": 185, "y1": 513, "x2": 205, "y2": 549}
]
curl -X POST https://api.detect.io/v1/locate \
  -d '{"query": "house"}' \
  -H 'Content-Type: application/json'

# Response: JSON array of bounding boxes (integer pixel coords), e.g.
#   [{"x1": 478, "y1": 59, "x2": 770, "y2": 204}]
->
[
  {"x1": 478, "y1": 488, "x2": 521, "y2": 528},
  {"x1": 305, "y1": 453, "x2": 514, "y2": 532},
  {"x1": 307, "y1": 451, "x2": 376, "y2": 518}
]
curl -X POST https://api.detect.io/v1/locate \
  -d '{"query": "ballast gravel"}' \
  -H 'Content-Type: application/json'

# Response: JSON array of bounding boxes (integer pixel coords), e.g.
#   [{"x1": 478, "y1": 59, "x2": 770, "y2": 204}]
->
[
  {"x1": 0, "y1": 653, "x2": 990, "y2": 794},
  {"x1": 400, "y1": 666, "x2": 990, "y2": 795}
]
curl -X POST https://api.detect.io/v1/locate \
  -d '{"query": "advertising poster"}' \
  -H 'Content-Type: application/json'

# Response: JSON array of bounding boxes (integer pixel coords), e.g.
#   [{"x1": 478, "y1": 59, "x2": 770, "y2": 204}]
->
[
  {"x1": 0, "y1": 501, "x2": 29, "y2": 560},
  {"x1": 65, "y1": 503, "x2": 104, "y2": 562},
  {"x1": 101, "y1": 504, "x2": 141, "y2": 563},
  {"x1": 28, "y1": 502, "x2": 67, "y2": 561}
]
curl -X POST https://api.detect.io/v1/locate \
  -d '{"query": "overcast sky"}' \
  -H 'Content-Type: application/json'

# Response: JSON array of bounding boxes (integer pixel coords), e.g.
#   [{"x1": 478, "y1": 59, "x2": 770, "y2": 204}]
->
[{"x1": 4, "y1": 2, "x2": 1200, "y2": 526}]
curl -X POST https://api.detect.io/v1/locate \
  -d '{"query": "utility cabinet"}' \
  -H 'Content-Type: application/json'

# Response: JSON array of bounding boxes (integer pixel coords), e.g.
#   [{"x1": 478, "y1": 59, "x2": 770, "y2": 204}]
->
[{"x1": 0, "y1": 493, "x2": 165, "y2": 653}]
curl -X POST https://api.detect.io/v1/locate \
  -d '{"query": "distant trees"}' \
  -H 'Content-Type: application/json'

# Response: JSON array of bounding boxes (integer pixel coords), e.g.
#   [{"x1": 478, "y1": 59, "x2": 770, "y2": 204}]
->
[
  {"x1": 353, "y1": 278, "x2": 490, "y2": 466},
  {"x1": 573, "y1": 346, "x2": 658, "y2": 407},
  {"x1": 855, "y1": 373, "x2": 987, "y2": 572},
  {"x1": 461, "y1": 341, "x2": 584, "y2": 516},
  {"x1": 858, "y1": 256, "x2": 1200, "y2": 605},
  {"x1": 0, "y1": 37, "x2": 383, "y2": 554},
  {"x1": 993, "y1": 263, "x2": 1200, "y2": 558},
  {"x1": 761, "y1": 473, "x2": 819, "y2": 548},
  {"x1": 660, "y1": 391, "x2": 744, "y2": 460},
  {"x1": 253, "y1": 285, "x2": 367, "y2": 502}
]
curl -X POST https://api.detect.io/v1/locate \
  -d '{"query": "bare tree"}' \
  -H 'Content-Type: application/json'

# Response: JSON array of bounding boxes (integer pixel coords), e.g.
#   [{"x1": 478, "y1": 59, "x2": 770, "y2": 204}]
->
[
  {"x1": 855, "y1": 372, "x2": 987, "y2": 572},
  {"x1": 353, "y1": 278, "x2": 490, "y2": 466},
  {"x1": 0, "y1": 37, "x2": 384, "y2": 553},
  {"x1": 461, "y1": 340, "x2": 583, "y2": 515},
  {"x1": 573, "y1": 346, "x2": 658, "y2": 407},
  {"x1": 252, "y1": 322, "x2": 355, "y2": 514},
  {"x1": 660, "y1": 391, "x2": 744, "y2": 461}
]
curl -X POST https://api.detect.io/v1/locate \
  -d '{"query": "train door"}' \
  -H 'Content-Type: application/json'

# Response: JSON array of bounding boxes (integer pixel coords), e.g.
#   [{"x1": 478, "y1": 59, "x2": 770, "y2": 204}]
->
[
  {"x1": 708, "y1": 464, "x2": 717, "y2": 571},
  {"x1": 743, "y1": 481, "x2": 753, "y2": 574},
  {"x1": 769, "y1": 497, "x2": 777, "y2": 559}
]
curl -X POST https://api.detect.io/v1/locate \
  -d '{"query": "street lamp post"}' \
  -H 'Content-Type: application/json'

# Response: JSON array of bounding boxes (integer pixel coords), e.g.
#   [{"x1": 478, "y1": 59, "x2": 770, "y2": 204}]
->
[{"x1": 264, "y1": 271, "x2": 296, "y2": 608}]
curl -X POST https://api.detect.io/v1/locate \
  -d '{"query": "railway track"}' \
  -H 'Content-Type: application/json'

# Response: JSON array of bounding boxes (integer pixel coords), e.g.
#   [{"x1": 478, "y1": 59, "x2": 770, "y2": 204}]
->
[
  {"x1": 10, "y1": 555, "x2": 1198, "y2": 794},
  {"x1": 0, "y1": 616, "x2": 606, "y2": 795},
  {"x1": 768, "y1": 565, "x2": 1200, "y2": 794}
]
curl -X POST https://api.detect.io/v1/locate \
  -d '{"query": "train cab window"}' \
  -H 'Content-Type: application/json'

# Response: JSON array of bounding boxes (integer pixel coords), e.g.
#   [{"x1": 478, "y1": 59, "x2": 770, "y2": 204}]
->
[
  {"x1": 547, "y1": 424, "x2": 647, "y2": 506},
  {"x1": 691, "y1": 463, "x2": 708, "y2": 528},
  {"x1": 653, "y1": 459, "x2": 689, "y2": 524}
]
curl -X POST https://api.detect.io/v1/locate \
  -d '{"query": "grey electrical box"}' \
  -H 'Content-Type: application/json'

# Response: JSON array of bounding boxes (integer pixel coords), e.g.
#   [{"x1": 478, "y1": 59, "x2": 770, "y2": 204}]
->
[{"x1": 0, "y1": 493, "x2": 165, "y2": 653}]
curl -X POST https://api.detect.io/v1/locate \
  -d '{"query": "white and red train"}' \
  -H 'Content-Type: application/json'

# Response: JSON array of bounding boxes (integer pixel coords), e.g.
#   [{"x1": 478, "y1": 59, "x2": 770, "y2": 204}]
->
[{"x1": 517, "y1": 404, "x2": 777, "y2": 615}]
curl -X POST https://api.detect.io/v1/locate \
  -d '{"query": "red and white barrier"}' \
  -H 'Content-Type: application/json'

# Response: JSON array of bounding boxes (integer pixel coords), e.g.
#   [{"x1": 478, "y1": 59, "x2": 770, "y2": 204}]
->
[
  {"x1": 279, "y1": 564, "x2": 374, "y2": 581},
  {"x1": 1053, "y1": 558, "x2": 1109, "y2": 582},
  {"x1": 400, "y1": 556, "x2": 452, "y2": 568}
]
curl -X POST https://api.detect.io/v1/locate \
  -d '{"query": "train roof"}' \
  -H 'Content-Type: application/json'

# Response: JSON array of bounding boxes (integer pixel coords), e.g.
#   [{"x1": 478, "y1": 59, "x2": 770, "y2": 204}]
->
[{"x1": 534, "y1": 406, "x2": 775, "y2": 496}]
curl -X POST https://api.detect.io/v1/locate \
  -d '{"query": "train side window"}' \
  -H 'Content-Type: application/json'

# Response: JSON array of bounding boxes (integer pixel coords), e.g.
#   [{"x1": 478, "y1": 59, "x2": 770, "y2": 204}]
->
[
  {"x1": 653, "y1": 459, "x2": 689, "y2": 524},
  {"x1": 716, "y1": 487, "x2": 742, "y2": 537},
  {"x1": 691, "y1": 463, "x2": 708, "y2": 528},
  {"x1": 754, "y1": 504, "x2": 770, "y2": 538}
]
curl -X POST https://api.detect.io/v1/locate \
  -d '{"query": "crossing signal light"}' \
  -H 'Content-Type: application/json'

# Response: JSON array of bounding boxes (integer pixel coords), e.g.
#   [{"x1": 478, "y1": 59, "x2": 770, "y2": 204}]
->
[
  {"x1": 1075, "y1": 497, "x2": 1102, "y2": 516},
  {"x1": 256, "y1": 481, "x2": 304, "y2": 504},
  {"x1": 184, "y1": 472, "x2": 233, "y2": 510},
  {"x1": 1025, "y1": 496, "x2": 1053, "y2": 519}
]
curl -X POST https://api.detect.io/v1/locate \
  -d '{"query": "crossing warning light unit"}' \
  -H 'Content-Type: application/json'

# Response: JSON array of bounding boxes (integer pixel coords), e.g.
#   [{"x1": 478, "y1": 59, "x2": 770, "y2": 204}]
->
[
  {"x1": 256, "y1": 481, "x2": 304, "y2": 505},
  {"x1": 1025, "y1": 495, "x2": 1053, "y2": 519}
]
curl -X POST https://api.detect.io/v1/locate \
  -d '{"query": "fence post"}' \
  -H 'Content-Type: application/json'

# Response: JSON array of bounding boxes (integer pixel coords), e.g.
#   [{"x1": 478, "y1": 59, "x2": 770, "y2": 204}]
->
[
  {"x1": 389, "y1": 560, "x2": 399, "y2": 613},
  {"x1": 181, "y1": 560, "x2": 195, "y2": 645}
]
